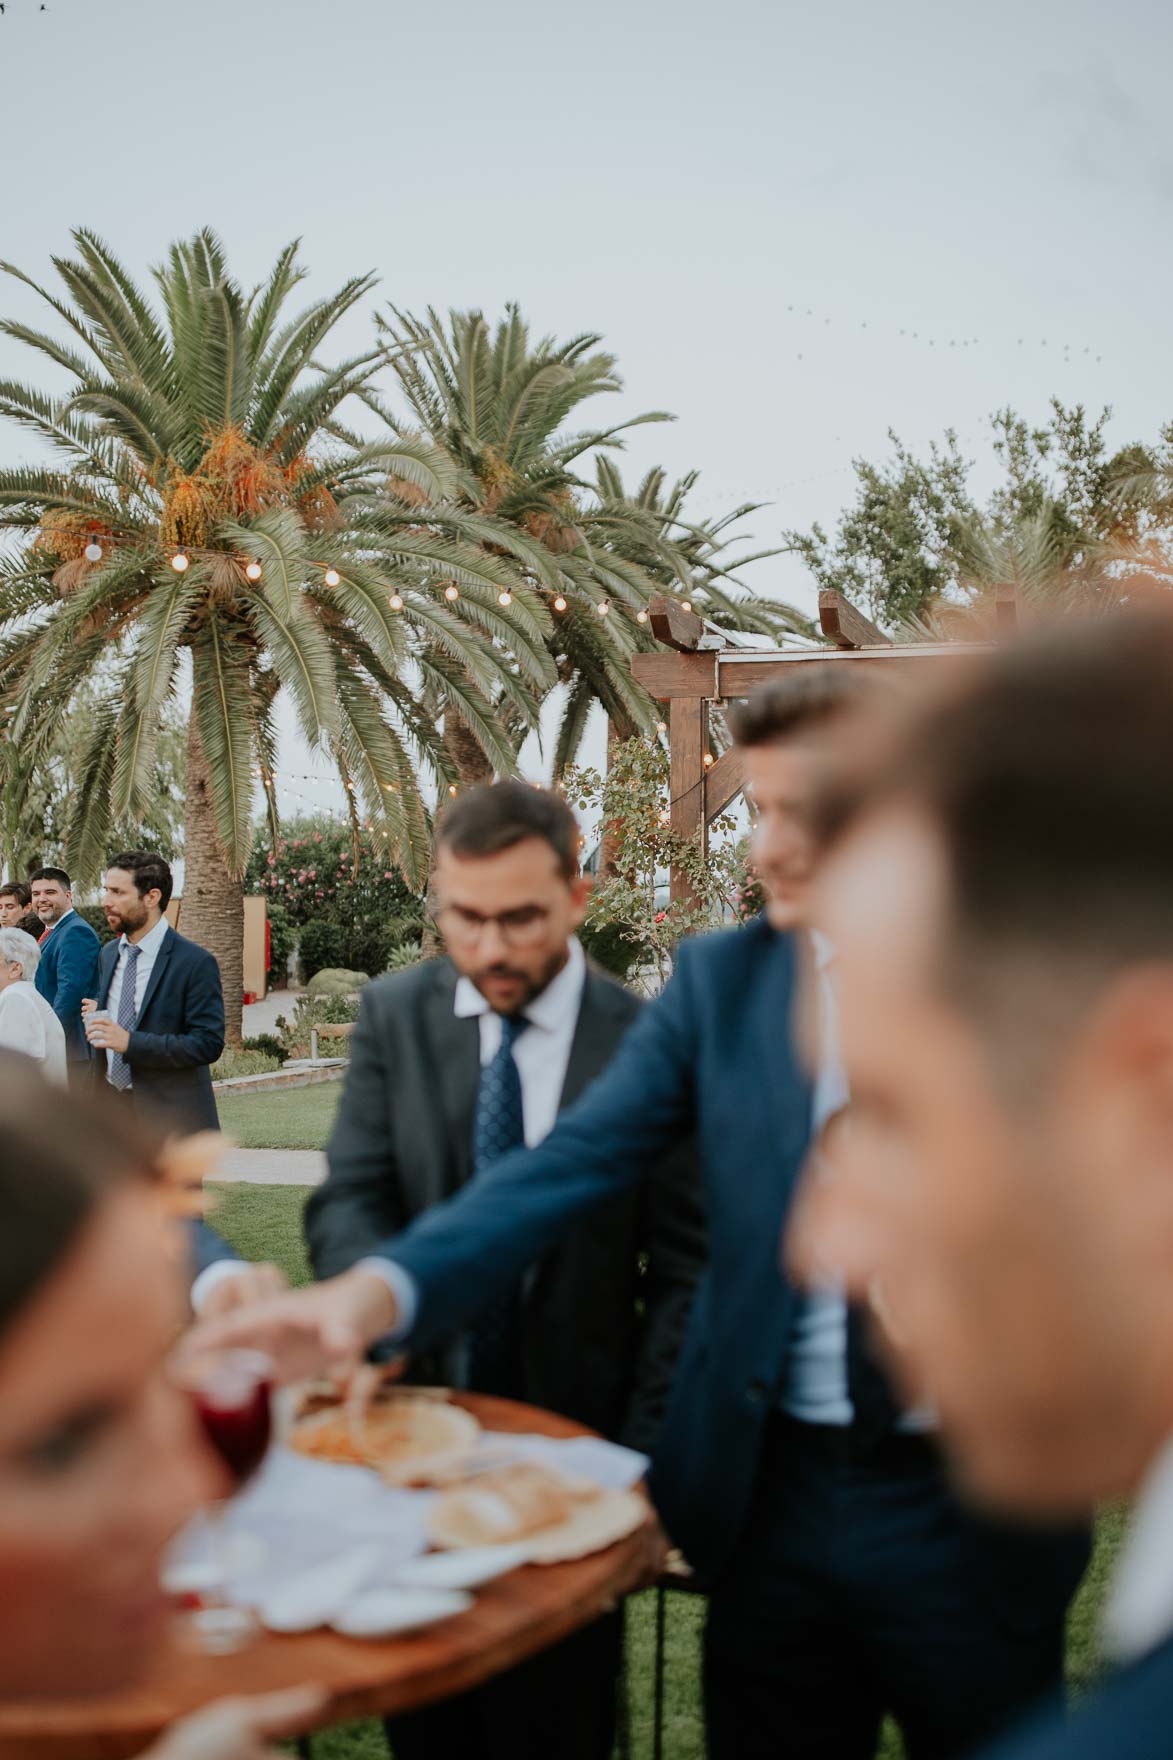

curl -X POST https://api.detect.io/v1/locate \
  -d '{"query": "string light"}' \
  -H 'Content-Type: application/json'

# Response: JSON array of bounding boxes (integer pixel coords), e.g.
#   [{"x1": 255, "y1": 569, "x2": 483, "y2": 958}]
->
[
  {"x1": 445, "y1": 584, "x2": 460, "y2": 602},
  {"x1": 323, "y1": 567, "x2": 341, "y2": 588},
  {"x1": 703, "y1": 752, "x2": 714, "y2": 768},
  {"x1": 636, "y1": 609, "x2": 649, "y2": 624},
  {"x1": 170, "y1": 549, "x2": 190, "y2": 573},
  {"x1": 597, "y1": 601, "x2": 610, "y2": 617},
  {"x1": 655, "y1": 721, "x2": 667, "y2": 734},
  {"x1": 681, "y1": 600, "x2": 693, "y2": 614},
  {"x1": 497, "y1": 590, "x2": 513, "y2": 607},
  {"x1": 447, "y1": 784, "x2": 458, "y2": 796},
  {"x1": 83, "y1": 539, "x2": 103, "y2": 562},
  {"x1": 553, "y1": 595, "x2": 568, "y2": 613},
  {"x1": 245, "y1": 559, "x2": 263, "y2": 582},
  {"x1": 388, "y1": 592, "x2": 404, "y2": 611}
]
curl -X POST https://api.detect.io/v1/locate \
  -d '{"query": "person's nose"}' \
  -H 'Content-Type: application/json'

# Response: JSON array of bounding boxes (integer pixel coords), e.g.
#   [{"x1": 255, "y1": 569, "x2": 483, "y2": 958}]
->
[{"x1": 478, "y1": 917, "x2": 510, "y2": 959}]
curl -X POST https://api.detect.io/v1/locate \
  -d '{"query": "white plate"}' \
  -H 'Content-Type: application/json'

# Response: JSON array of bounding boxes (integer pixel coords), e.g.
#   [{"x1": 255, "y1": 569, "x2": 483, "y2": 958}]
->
[
  {"x1": 391, "y1": 1544, "x2": 529, "y2": 1591},
  {"x1": 331, "y1": 1587, "x2": 473, "y2": 1639},
  {"x1": 259, "y1": 1547, "x2": 375, "y2": 1634}
]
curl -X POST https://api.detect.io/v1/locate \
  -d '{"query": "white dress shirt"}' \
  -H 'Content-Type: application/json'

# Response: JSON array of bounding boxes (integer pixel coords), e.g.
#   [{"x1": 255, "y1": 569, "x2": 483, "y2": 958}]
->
[
  {"x1": 1103, "y1": 1435, "x2": 1173, "y2": 1662},
  {"x1": 362, "y1": 938, "x2": 588, "y2": 1338},
  {"x1": 0, "y1": 981, "x2": 68, "y2": 1084},
  {"x1": 104, "y1": 913, "x2": 171, "y2": 1085}
]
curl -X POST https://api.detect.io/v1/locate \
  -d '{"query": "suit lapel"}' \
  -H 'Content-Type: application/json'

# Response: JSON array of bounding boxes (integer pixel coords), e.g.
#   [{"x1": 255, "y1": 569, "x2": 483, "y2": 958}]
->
[
  {"x1": 97, "y1": 940, "x2": 119, "y2": 1008},
  {"x1": 421, "y1": 962, "x2": 482, "y2": 1196},
  {"x1": 134, "y1": 927, "x2": 174, "y2": 1026}
]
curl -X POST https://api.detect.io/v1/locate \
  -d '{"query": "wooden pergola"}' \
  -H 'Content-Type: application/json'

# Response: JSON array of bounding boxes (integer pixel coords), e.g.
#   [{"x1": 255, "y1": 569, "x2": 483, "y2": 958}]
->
[{"x1": 631, "y1": 588, "x2": 998, "y2": 907}]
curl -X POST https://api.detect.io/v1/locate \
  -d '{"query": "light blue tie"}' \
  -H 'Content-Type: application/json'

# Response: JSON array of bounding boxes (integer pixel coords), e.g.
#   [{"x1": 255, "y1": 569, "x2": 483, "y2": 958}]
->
[{"x1": 108, "y1": 943, "x2": 140, "y2": 1091}]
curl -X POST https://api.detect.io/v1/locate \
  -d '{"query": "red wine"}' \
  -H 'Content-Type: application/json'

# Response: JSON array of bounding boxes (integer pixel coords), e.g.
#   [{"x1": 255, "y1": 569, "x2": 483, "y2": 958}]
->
[{"x1": 180, "y1": 1354, "x2": 273, "y2": 1487}]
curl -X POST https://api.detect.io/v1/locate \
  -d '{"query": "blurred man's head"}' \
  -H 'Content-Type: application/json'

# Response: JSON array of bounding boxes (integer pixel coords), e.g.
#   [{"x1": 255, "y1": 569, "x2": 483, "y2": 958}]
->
[
  {"x1": 102, "y1": 852, "x2": 173, "y2": 940},
  {"x1": 0, "y1": 882, "x2": 30, "y2": 928},
  {"x1": 430, "y1": 782, "x2": 590, "y2": 1015},
  {"x1": 730, "y1": 666, "x2": 871, "y2": 931},
  {"x1": 798, "y1": 613, "x2": 1173, "y2": 1517},
  {"x1": 28, "y1": 867, "x2": 72, "y2": 927}
]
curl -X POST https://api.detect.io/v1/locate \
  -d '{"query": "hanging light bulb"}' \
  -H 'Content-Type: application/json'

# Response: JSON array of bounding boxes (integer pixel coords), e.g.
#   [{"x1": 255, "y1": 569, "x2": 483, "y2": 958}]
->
[
  {"x1": 448, "y1": 783, "x2": 458, "y2": 797},
  {"x1": 655, "y1": 721, "x2": 667, "y2": 734},
  {"x1": 681, "y1": 600, "x2": 693, "y2": 614},
  {"x1": 445, "y1": 584, "x2": 460, "y2": 602},
  {"x1": 170, "y1": 549, "x2": 190, "y2": 573},
  {"x1": 497, "y1": 589, "x2": 513, "y2": 607},
  {"x1": 636, "y1": 609, "x2": 649, "y2": 624},
  {"x1": 84, "y1": 538, "x2": 103, "y2": 563},
  {"x1": 388, "y1": 592, "x2": 404, "y2": 611},
  {"x1": 323, "y1": 567, "x2": 341, "y2": 588},
  {"x1": 245, "y1": 559, "x2": 263, "y2": 582},
  {"x1": 597, "y1": 600, "x2": 610, "y2": 617},
  {"x1": 553, "y1": 595, "x2": 568, "y2": 613},
  {"x1": 703, "y1": 752, "x2": 714, "y2": 768}
]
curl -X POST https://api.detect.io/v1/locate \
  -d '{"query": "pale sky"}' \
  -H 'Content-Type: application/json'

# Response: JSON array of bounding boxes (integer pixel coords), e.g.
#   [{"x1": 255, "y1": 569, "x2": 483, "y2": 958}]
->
[{"x1": 1, "y1": 0, "x2": 1170, "y2": 818}]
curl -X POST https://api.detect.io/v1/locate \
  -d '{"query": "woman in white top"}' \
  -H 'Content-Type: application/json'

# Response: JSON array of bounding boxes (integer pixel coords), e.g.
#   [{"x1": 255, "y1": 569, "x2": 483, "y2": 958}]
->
[{"x1": 0, "y1": 926, "x2": 68, "y2": 1084}]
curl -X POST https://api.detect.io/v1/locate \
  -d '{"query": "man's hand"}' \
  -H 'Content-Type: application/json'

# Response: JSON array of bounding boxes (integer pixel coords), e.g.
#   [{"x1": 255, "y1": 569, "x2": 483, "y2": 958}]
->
[
  {"x1": 187, "y1": 1268, "x2": 400, "y2": 1385},
  {"x1": 196, "y1": 1263, "x2": 289, "y2": 1320},
  {"x1": 142, "y1": 1685, "x2": 325, "y2": 1759},
  {"x1": 80, "y1": 997, "x2": 97, "y2": 1018},
  {"x1": 86, "y1": 1014, "x2": 130, "y2": 1053}
]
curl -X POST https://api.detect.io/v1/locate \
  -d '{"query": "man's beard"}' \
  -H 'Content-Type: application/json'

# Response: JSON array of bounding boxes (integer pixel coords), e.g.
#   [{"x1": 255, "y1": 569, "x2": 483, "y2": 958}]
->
[
  {"x1": 471, "y1": 946, "x2": 568, "y2": 1012},
  {"x1": 107, "y1": 903, "x2": 148, "y2": 937}
]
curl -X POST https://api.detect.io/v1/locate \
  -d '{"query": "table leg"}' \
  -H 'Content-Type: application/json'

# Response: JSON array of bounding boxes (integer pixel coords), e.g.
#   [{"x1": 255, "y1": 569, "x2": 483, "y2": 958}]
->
[{"x1": 652, "y1": 1586, "x2": 667, "y2": 1760}]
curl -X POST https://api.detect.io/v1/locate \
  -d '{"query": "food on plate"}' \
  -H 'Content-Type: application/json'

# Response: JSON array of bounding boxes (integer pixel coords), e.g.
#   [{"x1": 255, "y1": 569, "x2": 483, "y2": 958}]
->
[{"x1": 288, "y1": 1388, "x2": 480, "y2": 1481}]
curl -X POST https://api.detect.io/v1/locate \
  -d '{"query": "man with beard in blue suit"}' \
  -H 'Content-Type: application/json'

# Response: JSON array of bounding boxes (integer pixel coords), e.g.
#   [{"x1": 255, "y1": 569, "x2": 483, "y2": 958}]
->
[{"x1": 198, "y1": 669, "x2": 1088, "y2": 1760}]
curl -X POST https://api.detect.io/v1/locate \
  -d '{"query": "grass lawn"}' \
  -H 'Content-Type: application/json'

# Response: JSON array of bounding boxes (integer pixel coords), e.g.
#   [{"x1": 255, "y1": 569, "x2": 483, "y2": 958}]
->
[
  {"x1": 211, "y1": 1174, "x2": 1128, "y2": 1759},
  {"x1": 216, "y1": 1080, "x2": 342, "y2": 1149}
]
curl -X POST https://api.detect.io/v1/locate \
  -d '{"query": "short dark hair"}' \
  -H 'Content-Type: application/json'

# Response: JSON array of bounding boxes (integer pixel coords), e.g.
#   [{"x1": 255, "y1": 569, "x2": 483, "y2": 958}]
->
[
  {"x1": 836, "y1": 611, "x2": 1173, "y2": 1046},
  {"x1": 28, "y1": 866, "x2": 71, "y2": 892},
  {"x1": 434, "y1": 781, "x2": 581, "y2": 881},
  {"x1": 0, "y1": 881, "x2": 30, "y2": 907},
  {"x1": 108, "y1": 850, "x2": 174, "y2": 910},
  {"x1": 728, "y1": 664, "x2": 870, "y2": 748}
]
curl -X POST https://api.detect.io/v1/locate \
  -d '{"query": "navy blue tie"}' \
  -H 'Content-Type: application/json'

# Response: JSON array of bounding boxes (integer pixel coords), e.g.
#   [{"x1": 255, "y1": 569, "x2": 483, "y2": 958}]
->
[
  {"x1": 108, "y1": 943, "x2": 140, "y2": 1092},
  {"x1": 466, "y1": 1013, "x2": 531, "y2": 1396}
]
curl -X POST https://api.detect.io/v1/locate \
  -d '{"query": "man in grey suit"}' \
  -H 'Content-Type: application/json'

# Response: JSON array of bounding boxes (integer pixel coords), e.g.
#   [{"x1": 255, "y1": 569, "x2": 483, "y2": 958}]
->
[{"x1": 305, "y1": 780, "x2": 704, "y2": 1760}]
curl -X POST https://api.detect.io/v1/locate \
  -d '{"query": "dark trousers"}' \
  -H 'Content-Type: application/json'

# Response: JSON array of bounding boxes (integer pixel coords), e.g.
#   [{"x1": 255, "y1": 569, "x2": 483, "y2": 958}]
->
[
  {"x1": 385, "y1": 1609, "x2": 622, "y2": 1760},
  {"x1": 704, "y1": 1416, "x2": 1090, "y2": 1760}
]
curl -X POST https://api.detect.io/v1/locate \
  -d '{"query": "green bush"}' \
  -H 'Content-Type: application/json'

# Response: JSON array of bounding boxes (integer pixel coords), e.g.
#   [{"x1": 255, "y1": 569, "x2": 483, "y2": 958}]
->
[
  {"x1": 307, "y1": 966, "x2": 370, "y2": 997},
  {"x1": 243, "y1": 1033, "x2": 288, "y2": 1064},
  {"x1": 577, "y1": 918, "x2": 641, "y2": 981},
  {"x1": 298, "y1": 918, "x2": 345, "y2": 980},
  {"x1": 276, "y1": 993, "x2": 360, "y2": 1060},
  {"x1": 212, "y1": 1047, "x2": 282, "y2": 1081},
  {"x1": 265, "y1": 895, "x2": 297, "y2": 983},
  {"x1": 385, "y1": 939, "x2": 424, "y2": 971},
  {"x1": 75, "y1": 902, "x2": 117, "y2": 944}
]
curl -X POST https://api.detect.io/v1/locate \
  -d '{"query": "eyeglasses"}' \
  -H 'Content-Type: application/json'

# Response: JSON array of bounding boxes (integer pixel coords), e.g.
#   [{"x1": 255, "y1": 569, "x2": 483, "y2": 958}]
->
[{"x1": 431, "y1": 902, "x2": 553, "y2": 949}]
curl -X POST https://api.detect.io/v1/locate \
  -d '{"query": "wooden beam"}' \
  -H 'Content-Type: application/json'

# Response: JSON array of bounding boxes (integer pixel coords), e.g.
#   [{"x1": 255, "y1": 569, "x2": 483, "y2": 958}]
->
[
  {"x1": 995, "y1": 582, "x2": 1018, "y2": 630},
  {"x1": 648, "y1": 595, "x2": 708, "y2": 652},
  {"x1": 670, "y1": 698, "x2": 707, "y2": 909},
  {"x1": 703, "y1": 747, "x2": 746, "y2": 823},
  {"x1": 632, "y1": 651, "x2": 719, "y2": 700},
  {"x1": 818, "y1": 589, "x2": 891, "y2": 650}
]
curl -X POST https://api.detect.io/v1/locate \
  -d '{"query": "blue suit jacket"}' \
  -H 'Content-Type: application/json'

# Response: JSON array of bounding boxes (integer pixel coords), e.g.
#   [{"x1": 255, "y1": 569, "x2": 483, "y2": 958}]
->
[
  {"x1": 34, "y1": 910, "x2": 100, "y2": 1062},
  {"x1": 383, "y1": 917, "x2": 813, "y2": 1579},
  {"x1": 984, "y1": 1636, "x2": 1173, "y2": 1759},
  {"x1": 95, "y1": 926, "x2": 225, "y2": 1134}
]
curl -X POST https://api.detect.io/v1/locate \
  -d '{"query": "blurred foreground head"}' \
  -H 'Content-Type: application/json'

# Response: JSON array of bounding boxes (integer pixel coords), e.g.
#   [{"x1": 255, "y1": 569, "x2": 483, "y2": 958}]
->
[
  {"x1": 801, "y1": 610, "x2": 1173, "y2": 1517},
  {"x1": 0, "y1": 1066, "x2": 214, "y2": 1700}
]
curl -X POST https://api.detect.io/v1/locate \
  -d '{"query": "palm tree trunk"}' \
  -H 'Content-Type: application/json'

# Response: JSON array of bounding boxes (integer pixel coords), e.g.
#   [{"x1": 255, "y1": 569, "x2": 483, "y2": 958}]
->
[
  {"x1": 443, "y1": 709, "x2": 494, "y2": 786},
  {"x1": 182, "y1": 708, "x2": 244, "y2": 1049}
]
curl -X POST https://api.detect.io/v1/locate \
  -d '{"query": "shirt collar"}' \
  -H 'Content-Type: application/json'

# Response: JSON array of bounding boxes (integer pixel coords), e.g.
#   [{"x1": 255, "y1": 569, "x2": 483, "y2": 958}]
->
[
  {"x1": 810, "y1": 928, "x2": 837, "y2": 972},
  {"x1": 120, "y1": 914, "x2": 170, "y2": 958},
  {"x1": 1103, "y1": 1434, "x2": 1173, "y2": 1662},
  {"x1": 454, "y1": 935, "x2": 586, "y2": 1031}
]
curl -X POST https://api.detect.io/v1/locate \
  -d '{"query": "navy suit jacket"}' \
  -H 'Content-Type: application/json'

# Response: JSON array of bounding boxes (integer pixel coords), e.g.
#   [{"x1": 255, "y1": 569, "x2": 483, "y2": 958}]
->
[
  {"x1": 95, "y1": 926, "x2": 225, "y2": 1134},
  {"x1": 382, "y1": 917, "x2": 813, "y2": 1580},
  {"x1": 984, "y1": 1636, "x2": 1173, "y2": 1759},
  {"x1": 35, "y1": 910, "x2": 100, "y2": 1062},
  {"x1": 190, "y1": 1218, "x2": 237, "y2": 1279}
]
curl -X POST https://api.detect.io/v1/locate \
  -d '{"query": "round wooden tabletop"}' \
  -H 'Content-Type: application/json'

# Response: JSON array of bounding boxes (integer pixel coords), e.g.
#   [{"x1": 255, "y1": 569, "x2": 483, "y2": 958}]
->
[{"x1": 0, "y1": 1394, "x2": 660, "y2": 1760}]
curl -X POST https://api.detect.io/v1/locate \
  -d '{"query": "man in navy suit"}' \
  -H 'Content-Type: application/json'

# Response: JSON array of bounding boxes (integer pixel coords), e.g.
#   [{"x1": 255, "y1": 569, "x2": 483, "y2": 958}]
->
[
  {"x1": 29, "y1": 865, "x2": 100, "y2": 1080},
  {"x1": 83, "y1": 851, "x2": 225, "y2": 1136},
  {"x1": 790, "y1": 612, "x2": 1173, "y2": 1760},
  {"x1": 198, "y1": 672, "x2": 1087, "y2": 1759}
]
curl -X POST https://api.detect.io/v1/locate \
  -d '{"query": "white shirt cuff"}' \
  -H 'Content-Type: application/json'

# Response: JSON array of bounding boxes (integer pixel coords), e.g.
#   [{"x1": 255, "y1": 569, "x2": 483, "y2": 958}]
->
[
  {"x1": 190, "y1": 1258, "x2": 249, "y2": 1316},
  {"x1": 354, "y1": 1257, "x2": 419, "y2": 1346}
]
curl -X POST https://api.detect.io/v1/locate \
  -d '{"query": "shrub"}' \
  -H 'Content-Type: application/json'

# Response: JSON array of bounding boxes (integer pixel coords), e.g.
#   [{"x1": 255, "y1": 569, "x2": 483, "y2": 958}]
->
[
  {"x1": 75, "y1": 902, "x2": 116, "y2": 944},
  {"x1": 243, "y1": 1033, "x2": 287, "y2": 1064},
  {"x1": 276, "y1": 992, "x2": 360, "y2": 1060},
  {"x1": 212, "y1": 1048, "x2": 282, "y2": 1081},
  {"x1": 298, "y1": 918, "x2": 345, "y2": 981},
  {"x1": 577, "y1": 918, "x2": 642, "y2": 981},
  {"x1": 307, "y1": 966, "x2": 370, "y2": 998},
  {"x1": 385, "y1": 939, "x2": 424, "y2": 971},
  {"x1": 265, "y1": 895, "x2": 297, "y2": 983}
]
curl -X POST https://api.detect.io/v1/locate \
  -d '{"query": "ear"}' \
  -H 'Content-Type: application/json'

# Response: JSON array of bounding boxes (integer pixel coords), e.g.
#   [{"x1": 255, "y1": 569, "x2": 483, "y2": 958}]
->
[{"x1": 1070, "y1": 967, "x2": 1173, "y2": 1216}]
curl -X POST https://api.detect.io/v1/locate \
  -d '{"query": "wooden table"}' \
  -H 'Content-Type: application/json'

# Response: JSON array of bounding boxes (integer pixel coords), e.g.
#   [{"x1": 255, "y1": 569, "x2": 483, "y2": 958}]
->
[{"x1": 0, "y1": 1395, "x2": 659, "y2": 1760}]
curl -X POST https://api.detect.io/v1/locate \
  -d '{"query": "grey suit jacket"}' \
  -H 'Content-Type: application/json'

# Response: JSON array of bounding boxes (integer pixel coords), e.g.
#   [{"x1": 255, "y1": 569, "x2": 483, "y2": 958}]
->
[{"x1": 305, "y1": 953, "x2": 705, "y2": 1453}]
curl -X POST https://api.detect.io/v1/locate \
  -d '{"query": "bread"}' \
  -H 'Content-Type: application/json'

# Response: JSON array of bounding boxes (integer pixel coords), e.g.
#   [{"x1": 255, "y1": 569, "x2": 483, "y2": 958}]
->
[{"x1": 425, "y1": 1464, "x2": 593, "y2": 1548}]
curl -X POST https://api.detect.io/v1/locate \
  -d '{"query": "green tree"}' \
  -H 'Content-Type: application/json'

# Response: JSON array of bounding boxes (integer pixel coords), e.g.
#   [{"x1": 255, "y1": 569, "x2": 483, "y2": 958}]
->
[{"x1": 0, "y1": 232, "x2": 541, "y2": 1038}]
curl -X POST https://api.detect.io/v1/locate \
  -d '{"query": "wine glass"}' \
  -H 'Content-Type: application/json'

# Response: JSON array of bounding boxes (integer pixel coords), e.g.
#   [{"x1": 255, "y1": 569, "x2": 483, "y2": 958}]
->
[{"x1": 168, "y1": 1347, "x2": 274, "y2": 1653}]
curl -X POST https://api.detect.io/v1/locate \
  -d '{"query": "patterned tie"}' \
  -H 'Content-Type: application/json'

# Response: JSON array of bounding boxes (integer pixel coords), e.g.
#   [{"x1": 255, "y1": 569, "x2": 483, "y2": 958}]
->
[
  {"x1": 108, "y1": 943, "x2": 140, "y2": 1092},
  {"x1": 466, "y1": 1012, "x2": 531, "y2": 1396}
]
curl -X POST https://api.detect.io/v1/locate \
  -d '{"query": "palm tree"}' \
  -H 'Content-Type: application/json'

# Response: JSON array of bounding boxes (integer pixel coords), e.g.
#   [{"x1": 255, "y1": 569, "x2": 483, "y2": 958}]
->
[
  {"x1": 0, "y1": 231, "x2": 539, "y2": 1037},
  {"x1": 370, "y1": 305, "x2": 809, "y2": 779}
]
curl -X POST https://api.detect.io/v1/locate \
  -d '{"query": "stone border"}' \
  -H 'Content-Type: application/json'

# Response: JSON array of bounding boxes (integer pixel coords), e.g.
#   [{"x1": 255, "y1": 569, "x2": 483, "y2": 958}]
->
[{"x1": 213, "y1": 1061, "x2": 347, "y2": 1096}]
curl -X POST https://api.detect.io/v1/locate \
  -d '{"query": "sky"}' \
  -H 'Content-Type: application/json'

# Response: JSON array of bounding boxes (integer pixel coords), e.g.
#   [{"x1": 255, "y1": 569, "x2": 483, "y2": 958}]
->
[{"x1": 1, "y1": 0, "x2": 1171, "y2": 818}]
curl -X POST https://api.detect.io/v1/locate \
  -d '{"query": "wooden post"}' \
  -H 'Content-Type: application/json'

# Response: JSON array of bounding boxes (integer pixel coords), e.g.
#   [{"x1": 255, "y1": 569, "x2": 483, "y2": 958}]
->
[{"x1": 669, "y1": 698, "x2": 708, "y2": 909}]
